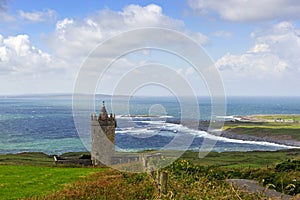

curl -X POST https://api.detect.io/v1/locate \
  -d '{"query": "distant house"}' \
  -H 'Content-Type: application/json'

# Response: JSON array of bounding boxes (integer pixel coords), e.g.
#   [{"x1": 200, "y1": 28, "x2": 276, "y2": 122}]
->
[{"x1": 274, "y1": 118, "x2": 284, "y2": 122}]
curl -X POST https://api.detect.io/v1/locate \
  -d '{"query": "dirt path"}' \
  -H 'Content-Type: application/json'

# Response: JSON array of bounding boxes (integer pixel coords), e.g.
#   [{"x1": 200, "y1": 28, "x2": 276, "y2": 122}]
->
[{"x1": 227, "y1": 179, "x2": 294, "y2": 200}]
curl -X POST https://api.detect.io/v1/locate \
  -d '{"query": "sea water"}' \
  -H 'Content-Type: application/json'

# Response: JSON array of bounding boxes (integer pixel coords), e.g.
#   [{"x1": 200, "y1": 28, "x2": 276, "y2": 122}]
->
[{"x1": 0, "y1": 96, "x2": 300, "y2": 155}]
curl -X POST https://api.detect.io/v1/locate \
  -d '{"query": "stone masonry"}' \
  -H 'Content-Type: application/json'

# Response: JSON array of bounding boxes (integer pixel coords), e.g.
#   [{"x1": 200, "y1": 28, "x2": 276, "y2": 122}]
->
[{"x1": 91, "y1": 101, "x2": 117, "y2": 166}]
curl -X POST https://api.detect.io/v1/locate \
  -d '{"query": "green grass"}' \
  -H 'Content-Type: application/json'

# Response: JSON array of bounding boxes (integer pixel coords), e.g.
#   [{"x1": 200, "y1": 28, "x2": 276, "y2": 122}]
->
[
  {"x1": 0, "y1": 152, "x2": 53, "y2": 166},
  {"x1": 223, "y1": 121, "x2": 300, "y2": 140},
  {"x1": 165, "y1": 159, "x2": 300, "y2": 198},
  {"x1": 37, "y1": 169, "x2": 155, "y2": 200},
  {"x1": 0, "y1": 165, "x2": 103, "y2": 200},
  {"x1": 181, "y1": 149, "x2": 300, "y2": 168},
  {"x1": 0, "y1": 150, "x2": 299, "y2": 199},
  {"x1": 252, "y1": 114, "x2": 300, "y2": 122}
]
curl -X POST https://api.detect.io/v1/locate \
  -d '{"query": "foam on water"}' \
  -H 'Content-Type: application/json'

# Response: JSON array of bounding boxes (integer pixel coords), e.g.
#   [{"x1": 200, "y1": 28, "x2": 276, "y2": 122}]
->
[{"x1": 115, "y1": 117, "x2": 297, "y2": 150}]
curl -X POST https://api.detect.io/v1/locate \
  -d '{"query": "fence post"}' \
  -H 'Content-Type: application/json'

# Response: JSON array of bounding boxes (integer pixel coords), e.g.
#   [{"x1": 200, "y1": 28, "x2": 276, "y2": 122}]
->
[
  {"x1": 156, "y1": 170, "x2": 161, "y2": 196},
  {"x1": 149, "y1": 167, "x2": 155, "y2": 177},
  {"x1": 160, "y1": 171, "x2": 168, "y2": 195}
]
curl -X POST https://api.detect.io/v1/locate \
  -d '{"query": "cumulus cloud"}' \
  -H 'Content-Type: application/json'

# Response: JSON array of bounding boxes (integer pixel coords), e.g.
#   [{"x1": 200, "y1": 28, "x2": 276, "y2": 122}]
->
[
  {"x1": 216, "y1": 21, "x2": 300, "y2": 75},
  {"x1": 18, "y1": 9, "x2": 57, "y2": 22},
  {"x1": 216, "y1": 51, "x2": 288, "y2": 77},
  {"x1": 215, "y1": 21, "x2": 300, "y2": 95},
  {"x1": 49, "y1": 4, "x2": 208, "y2": 60},
  {"x1": 0, "y1": 34, "x2": 64, "y2": 74},
  {"x1": 0, "y1": 34, "x2": 72, "y2": 94},
  {"x1": 1, "y1": 4, "x2": 210, "y2": 94},
  {"x1": 2, "y1": 4, "x2": 200, "y2": 75},
  {"x1": 188, "y1": 0, "x2": 300, "y2": 22}
]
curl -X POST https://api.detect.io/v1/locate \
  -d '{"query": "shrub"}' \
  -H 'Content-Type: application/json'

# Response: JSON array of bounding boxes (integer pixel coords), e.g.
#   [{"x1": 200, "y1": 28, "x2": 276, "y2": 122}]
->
[{"x1": 275, "y1": 159, "x2": 300, "y2": 172}]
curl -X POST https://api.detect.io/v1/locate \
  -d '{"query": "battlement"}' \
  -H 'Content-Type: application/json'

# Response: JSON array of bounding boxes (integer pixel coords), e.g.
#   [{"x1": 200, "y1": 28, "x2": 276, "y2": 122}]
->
[
  {"x1": 91, "y1": 113, "x2": 97, "y2": 121},
  {"x1": 91, "y1": 113, "x2": 117, "y2": 126}
]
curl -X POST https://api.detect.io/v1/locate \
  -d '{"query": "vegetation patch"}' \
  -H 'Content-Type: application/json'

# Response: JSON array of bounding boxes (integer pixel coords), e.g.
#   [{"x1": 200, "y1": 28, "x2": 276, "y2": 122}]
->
[
  {"x1": 252, "y1": 115, "x2": 300, "y2": 122},
  {"x1": 0, "y1": 165, "x2": 102, "y2": 199},
  {"x1": 0, "y1": 152, "x2": 53, "y2": 166},
  {"x1": 30, "y1": 169, "x2": 156, "y2": 200},
  {"x1": 181, "y1": 149, "x2": 300, "y2": 168},
  {"x1": 1, "y1": 150, "x2": 300, "y2": 199},
  {"x1": 223, "y1": 121, "x2": 300, "y2": 141},
  {"x1": 165, "y1": 159, "x2": 300, "y2": 198}
]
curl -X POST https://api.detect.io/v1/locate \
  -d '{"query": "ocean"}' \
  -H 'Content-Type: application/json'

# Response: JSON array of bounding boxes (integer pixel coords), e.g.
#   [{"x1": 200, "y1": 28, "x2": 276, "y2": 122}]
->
[{"x1": 0, "y1": 96, "x2": 300, "y2": 155}]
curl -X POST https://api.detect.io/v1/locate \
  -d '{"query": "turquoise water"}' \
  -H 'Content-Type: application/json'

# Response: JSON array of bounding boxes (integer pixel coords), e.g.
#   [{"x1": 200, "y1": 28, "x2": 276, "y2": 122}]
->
[{"x1": 0, "y1": 96, "x2": 300, "y2": 154}]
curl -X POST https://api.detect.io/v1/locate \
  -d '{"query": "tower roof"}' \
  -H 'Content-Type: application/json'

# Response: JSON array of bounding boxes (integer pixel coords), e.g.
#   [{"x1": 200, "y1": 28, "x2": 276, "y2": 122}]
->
[{"x1": 100, "y1": 101, "x2": 108, "y2": 119}]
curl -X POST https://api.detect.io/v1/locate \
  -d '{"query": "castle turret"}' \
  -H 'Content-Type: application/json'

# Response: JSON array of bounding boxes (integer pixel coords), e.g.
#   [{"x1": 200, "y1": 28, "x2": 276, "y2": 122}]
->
[
  {"x1": 91, "y1": 101, "x2": 117, "y2": 166},
  {"x1": 99, "y1": 101, "x2": 108, "y2": 119}
]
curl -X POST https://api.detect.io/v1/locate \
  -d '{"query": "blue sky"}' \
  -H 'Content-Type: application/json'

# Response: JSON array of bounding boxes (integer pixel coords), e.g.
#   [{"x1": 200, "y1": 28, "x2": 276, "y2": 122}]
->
[{"x1": 0, "y1": 0, "x2": 300, "y2": 96}]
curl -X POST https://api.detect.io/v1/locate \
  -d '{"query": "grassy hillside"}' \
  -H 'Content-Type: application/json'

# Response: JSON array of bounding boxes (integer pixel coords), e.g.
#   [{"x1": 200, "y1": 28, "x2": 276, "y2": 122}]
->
[{"x1": 223, "y1": 121, "x2": 300, "y2": 141}]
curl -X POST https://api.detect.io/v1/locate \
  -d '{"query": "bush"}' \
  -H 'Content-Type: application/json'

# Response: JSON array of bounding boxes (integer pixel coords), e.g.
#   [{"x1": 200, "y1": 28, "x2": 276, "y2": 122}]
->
[{"x1": 275, "y1": 159, "x2": 300, "y2": 172}]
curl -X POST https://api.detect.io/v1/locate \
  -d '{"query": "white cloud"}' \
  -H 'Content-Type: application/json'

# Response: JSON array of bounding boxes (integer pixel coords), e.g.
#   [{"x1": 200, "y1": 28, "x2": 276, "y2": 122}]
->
[
  {"x1": 0, "y1": 4, "x2": 210, "y2": 94},
  {"x1": 49, "y1": 4, "x2": 208, "y2": 60},
  {"x1": 215, "y1": 21, "x2": 300, "y2": 95},
  {"x1": 188, "y1": 0, "x2": 300, "y2": 22},
  {"x1": 0, "y1": 34, "x2": 64, "y2": 74},
  {"x1": 216, "y1": 51, "x2": 288, "y2": 77},
  {"x1": 252, "y1": 22, "x2": 300, "y2": 62},
  {"x1": 18, "y1": 9, "x2": 57, "y2": 22},
  {"x1": 0, "y1": 34, "x2": 72, "y2": 94},
  {"x1": 216, "y1": 21, "x2": 300, "y2": 75}
]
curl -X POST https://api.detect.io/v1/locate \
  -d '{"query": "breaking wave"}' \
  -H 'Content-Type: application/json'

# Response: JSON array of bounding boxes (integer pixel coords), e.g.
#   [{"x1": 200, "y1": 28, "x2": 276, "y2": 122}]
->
[{"x1": 115, "y1": 116, "x2": 297, "y2": 152}]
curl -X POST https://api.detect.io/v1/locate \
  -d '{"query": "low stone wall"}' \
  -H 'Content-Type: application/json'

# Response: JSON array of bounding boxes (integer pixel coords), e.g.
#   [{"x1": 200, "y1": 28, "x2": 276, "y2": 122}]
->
[{"x1": 54, "y1": 156, "x2": 92, "y2": 166}]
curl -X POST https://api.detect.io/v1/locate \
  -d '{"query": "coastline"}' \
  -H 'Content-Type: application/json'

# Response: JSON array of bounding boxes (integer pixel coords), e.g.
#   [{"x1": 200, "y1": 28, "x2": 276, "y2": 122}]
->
[
  {"x1": 219, "y1": 130, "x2": 300, "y2": 147},
  {"x1": 219, "y1": 114, "x2": 300, "y2": 147},
  {"x1": 166, "y1": 117, "x2": 300, "y2": 148}
]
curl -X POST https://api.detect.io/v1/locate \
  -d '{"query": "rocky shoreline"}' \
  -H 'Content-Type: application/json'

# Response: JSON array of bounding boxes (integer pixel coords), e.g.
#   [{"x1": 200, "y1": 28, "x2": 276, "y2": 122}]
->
[{"x1": 219, "y1": 130, "x2": 300, "y2": 147}]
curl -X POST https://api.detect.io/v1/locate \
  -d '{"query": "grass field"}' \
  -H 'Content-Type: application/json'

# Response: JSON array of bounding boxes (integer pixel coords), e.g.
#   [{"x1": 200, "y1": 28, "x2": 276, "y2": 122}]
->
[
  {"x1": 0, "y1": 152, "x2": 53, "y2": 166},
  {"x1": 251, "y1": 114, "x2": 300, "y2": 122},
  {"x1": 0, "y1": 152, "x2": 103, "y2": 199},
  {"x1": 0, "y1": 150, "x2": 299, "y2": 199},
  {"x1": 223, "y1": 121, "x2": 300, "y2": 141},
  {"x1": 182, "y1": 149, "x2": 300, "y2": 168},
  {"x1": 32, "y1": 169, "x2": 156, "y2": 200},
  {"x1": 0, "y1": 165, "x2": 102, "y2": 199}
]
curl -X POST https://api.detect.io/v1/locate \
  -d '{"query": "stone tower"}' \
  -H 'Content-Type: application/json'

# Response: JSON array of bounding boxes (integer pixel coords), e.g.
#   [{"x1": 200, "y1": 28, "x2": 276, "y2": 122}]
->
[{"x1": 91, "y1": 101, "x2": 117, "y2": 166}]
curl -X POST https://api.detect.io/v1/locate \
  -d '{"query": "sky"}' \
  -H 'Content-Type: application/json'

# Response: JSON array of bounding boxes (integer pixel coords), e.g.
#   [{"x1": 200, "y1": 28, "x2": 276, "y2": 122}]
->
[{"x1": 0, "y1": 0, "x2": 300, "y2": 96}]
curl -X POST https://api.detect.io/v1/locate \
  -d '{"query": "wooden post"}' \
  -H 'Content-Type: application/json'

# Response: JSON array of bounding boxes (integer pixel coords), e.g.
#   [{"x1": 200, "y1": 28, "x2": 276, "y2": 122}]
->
[
  {"x1": 149, "y1": 167, "x2": 155, "y2": 177},
  {"x1": 156, "y1": 170, "x2": 161, "y2": 184},
  {"x1": 142, "y1": 155, "x2": 148, "y2": 168},
  {"x1": 160, "y1": 171, "x2": 168, "y2": 195},
  {"x1": 156, "y1": 170, "x2": 161, "y2": 196}
]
